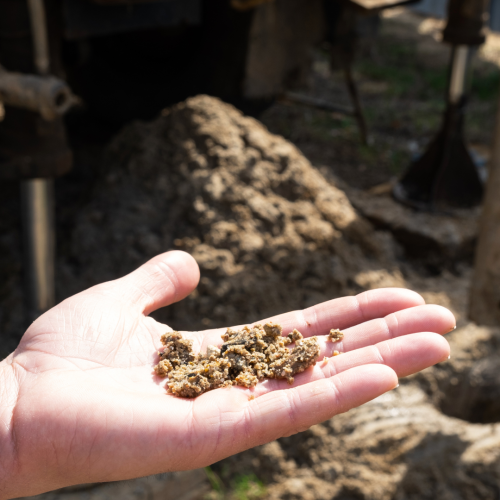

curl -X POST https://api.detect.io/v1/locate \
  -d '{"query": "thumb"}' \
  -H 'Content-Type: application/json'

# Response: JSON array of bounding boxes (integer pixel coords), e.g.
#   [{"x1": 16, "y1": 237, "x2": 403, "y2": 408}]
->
[{"x1": 117, "y1": 251, "x2": 200, "y2": 315}]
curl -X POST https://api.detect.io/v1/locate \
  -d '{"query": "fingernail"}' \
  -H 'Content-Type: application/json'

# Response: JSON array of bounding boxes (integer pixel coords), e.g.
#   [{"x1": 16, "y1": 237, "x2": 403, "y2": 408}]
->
[{"x1": 448, "y1": 325, "x2": 457, "y2": 333}]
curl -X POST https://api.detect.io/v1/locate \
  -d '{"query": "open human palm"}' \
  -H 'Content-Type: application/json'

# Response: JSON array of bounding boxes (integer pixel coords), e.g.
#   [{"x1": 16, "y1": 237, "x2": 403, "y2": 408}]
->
[{"x1": 0, "y1": 251, "x2": 453, "y2": 498}]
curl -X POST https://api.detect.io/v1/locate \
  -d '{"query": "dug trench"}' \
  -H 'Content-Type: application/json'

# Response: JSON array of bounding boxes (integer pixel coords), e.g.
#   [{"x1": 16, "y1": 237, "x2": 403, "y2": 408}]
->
[{"x1": 4, "y1": 95, "x2": 500, "y2": 499}]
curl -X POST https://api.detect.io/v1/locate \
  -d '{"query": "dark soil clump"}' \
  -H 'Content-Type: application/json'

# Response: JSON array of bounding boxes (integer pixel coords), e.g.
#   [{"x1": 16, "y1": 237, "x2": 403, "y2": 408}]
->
[{"x1": 155, "y1": 323, "x2": 319, "y2": 398}]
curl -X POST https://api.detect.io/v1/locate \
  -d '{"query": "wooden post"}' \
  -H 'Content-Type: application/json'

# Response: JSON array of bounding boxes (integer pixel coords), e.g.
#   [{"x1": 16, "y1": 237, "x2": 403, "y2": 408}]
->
[{"x1": 469, "y1": 93, "x2": 500, "y2": 325}]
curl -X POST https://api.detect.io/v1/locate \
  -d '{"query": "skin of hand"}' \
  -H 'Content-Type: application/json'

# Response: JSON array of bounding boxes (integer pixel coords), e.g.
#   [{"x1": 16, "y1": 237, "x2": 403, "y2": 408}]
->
[{"x1": 0, "y1": 251, "x2": 454, "y2": 499}]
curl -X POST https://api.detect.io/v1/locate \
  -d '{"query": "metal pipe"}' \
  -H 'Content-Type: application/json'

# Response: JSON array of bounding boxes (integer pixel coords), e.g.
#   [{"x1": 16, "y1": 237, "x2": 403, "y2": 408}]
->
[
  {"x1": 27, "y1": 0, "x2": 50, "y2": 76},
  {"x1": 21, "y1": 179, "x2": 55, "y2": 314},
  {"x1": 449, "y1": 45, "x2": 471, "y2": 104},
  {"x1": 22, "y1": 0, "x2": 56, "y2": 317}
]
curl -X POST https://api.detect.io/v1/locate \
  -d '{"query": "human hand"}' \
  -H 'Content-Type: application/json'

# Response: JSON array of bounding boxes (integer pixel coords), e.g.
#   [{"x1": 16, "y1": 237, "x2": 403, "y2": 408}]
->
[{"x1": 0, "y1": 251, "x2": 453, "y2": 499}]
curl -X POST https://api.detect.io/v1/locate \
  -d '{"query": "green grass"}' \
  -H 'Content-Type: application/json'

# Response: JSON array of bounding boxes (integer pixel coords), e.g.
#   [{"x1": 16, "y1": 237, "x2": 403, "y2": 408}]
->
[
  {"x1": 356, "y1": 58, "x2": 448, "y2": 99},
  {"x1": 308, "y1": 113, "x2": 355, "y2": 141},
  {"x1": 356, "y1": 36, "x2": 500, "y2": 104},
  {"x1": 471, "y1": 70, "x2": 500, "y2": 101},
  {"x1": 231, "y1": 474, "x2": 266, "y2": 500},
  {"x1": 262, "y1": 19, "x2": 499, "y2": 189},
  {"x1": 204, "y1": 468, "x2": 266, "y2": 500},
  {"x1": 357, "y1": 62, "x2": 415, "y2": 96}
]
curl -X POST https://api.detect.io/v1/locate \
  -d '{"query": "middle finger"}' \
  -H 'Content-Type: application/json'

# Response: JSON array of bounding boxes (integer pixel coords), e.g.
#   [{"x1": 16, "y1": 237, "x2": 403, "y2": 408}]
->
[{"x1": 320, "y1": 304, "x2": 455, "y2": 357}]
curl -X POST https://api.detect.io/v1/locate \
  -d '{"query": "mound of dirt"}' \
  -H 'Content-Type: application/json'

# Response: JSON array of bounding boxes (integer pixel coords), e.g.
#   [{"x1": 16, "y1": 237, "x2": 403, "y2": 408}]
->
[{"x1": 61, "y1": 95, "x2": 403, "y2": 330}]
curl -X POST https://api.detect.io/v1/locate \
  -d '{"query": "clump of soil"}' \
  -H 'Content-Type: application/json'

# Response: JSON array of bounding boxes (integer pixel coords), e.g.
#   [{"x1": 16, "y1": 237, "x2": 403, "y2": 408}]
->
[
  {"x1": 155, "y1": 323, "x2": 320, "y2": 398},
  {"x1": 327, "y1": 328, "x2": 343, "y2": 342},
  {"x1": 62, "y1": 94, "x2": 403, "y2": 331}
]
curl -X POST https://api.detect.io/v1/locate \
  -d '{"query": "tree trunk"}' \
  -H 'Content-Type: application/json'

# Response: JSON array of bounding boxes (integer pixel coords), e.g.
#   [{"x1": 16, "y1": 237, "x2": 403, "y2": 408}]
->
[{"x1": 469, "y1": 92, "x2": 500, "y2": 325}]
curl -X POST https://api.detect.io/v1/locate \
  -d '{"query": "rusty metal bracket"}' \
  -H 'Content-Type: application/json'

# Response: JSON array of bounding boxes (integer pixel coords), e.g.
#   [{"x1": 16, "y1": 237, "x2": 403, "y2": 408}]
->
[{"x1": 0, "y1": 66, "x2": 78, "y2": 120}]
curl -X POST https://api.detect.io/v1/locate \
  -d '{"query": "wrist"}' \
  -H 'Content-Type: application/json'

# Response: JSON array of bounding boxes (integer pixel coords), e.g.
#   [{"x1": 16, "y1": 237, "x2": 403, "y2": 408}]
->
[{"x1": 0, "y1": 357, "x2": 21, "y2": 499}]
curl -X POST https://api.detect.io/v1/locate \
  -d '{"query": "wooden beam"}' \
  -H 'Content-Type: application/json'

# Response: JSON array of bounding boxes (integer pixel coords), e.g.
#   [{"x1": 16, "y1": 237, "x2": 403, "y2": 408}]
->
[{"x1": 469, "y1": 92, "x2": 500, "y2": 325}]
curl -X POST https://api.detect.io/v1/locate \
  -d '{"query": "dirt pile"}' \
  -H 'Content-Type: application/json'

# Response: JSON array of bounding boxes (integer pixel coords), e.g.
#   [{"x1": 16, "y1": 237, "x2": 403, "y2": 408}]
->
[{"x1": 62, "y1": 95, "x2": 402, "y2": 330}]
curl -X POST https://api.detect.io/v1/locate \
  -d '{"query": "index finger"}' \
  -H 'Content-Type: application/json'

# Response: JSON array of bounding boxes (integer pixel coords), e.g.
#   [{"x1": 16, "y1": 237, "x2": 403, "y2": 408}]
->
[
  {"x1": 190, "y1": 288, "x2": 424, "y2": 352},
  {"x1": 258, "y1": 288, "x2": 425, "y2": 337}
]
